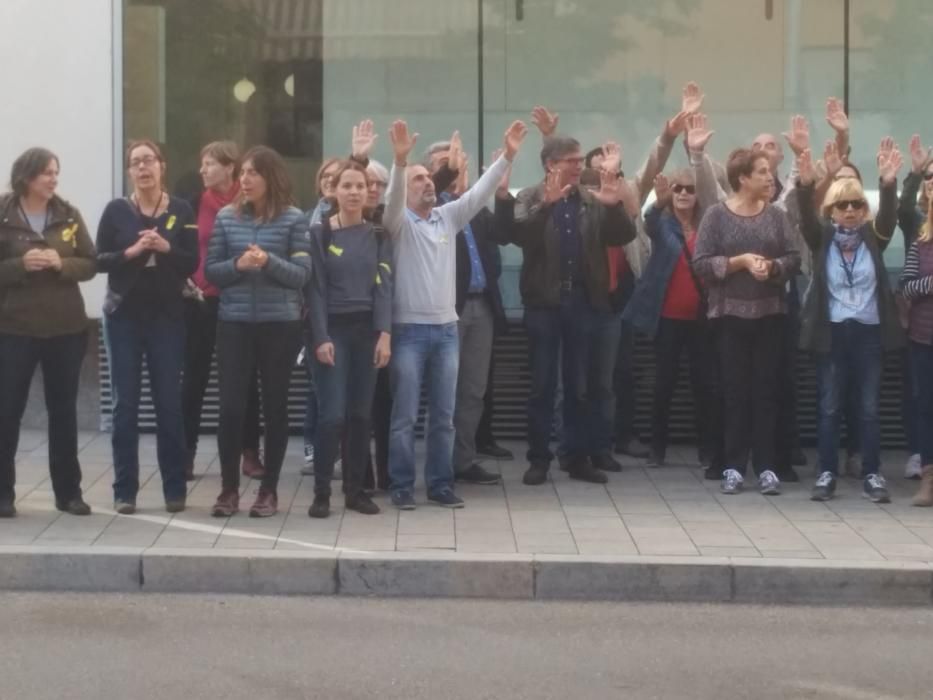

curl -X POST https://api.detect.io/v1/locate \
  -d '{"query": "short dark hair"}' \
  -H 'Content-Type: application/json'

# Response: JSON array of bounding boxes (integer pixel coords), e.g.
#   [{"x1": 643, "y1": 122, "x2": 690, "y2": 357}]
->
[
  {"x1": 238, "y1": 146, "x2": 294, "y2": 222},
  {"x1": 584, "y1": 146, "x2": 605, "y2": 169},
  {"x1": 540, "y1": 135, "x2": 581, "y2": 169},
  {"x1": 10, "y1": 147, "x2": 59, "y2": 198},
  {"x1": 726, "y1": 148, "x2": 770, "y2": 192},
  {"x1": 200, "y1": 140, "x2": 241, "y2": 180}
]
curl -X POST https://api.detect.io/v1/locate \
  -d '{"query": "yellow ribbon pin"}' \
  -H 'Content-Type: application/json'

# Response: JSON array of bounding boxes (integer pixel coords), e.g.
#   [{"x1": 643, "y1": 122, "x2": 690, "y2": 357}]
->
[
  {"x1": 328, "y1": 244, "x2": 344, "y2": 256},
  {"x1": 61, "y1": 224, "x2": 78, "y2": 249},
  {"x1": 166, "y1": 215, "x2": 177, "y2": 230}
]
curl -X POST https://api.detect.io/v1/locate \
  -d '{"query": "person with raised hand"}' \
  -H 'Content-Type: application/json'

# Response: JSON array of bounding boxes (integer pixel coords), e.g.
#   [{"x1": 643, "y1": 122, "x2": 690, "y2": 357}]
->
[
  {"x1": 97, "y1": 140, "x2": 198, "y2": 515},
  {"x1": 500, "y1": 131, "x2": 636, "y2": 487},
  {"x1": 306, "y1": 160, "x2": 392, "y2": 519},
  {"x1": 796, "y1": 141, "x2": 904, "y2": 503},
  {"x1": 382, "y1": 119, "x2": 526, "y2": 510},
  {"x1": 0, "y1": 148, "x2": 96, "y2": 518},
  {"x1": 205, "y1": 146, "x2": 311, "y2": 518},
  {"x1": 693, "y1": 148, "x2": 801, "y2": 497}
]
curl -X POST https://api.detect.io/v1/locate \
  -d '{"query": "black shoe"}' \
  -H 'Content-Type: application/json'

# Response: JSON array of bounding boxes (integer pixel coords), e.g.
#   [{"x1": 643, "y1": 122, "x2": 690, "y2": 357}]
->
[
  {"x1": 390, "y1": 490, "x2": 417, "y2": 510},
  {"x1": 522, "y1": 461, "x2": 550, "y2": 486},
  {"x1": 427, "y1": 488, "x2": 465, "y2": 508},
  {"x1": 165, "y1": 498, "x2": 186, "y2": 514},
  {"x1": 455, "y1": 463, "x2": 501, "y2": 485},
  {"x1": 776, "y1": 466, "x2": 800, "y2": 483},
  {"x1": 345, "y1": 493, "x2": 380, "y2": 515},
  {"x1": 56, "y1": 497, "x2": 91, "y2": 516},
  {"x1": 791, "y1": 448, "x2": 808, "y2": 467},
  {"x1": 567, "y1": 458, "x2": 609, "y2": 484},
  {"x1": 308, "y1": 495, "x2": 330, "y2": 518},
  {"x1": 591, "y1": 453, "x2": 622, "y2": 473},
  {"x1": 703, "y1": 466, "x2": 723, "y2": 481},
  {"x1": 0, "y1": 496, "x2": 16, "y2": 518},
  {"x1": 810, "y1": 471, "x2": 836, "y2": 501},
  {"x1": 614, "y1": 439, "x2": 650, "y2": 459},
  {"x1": 476, "y1": 442, "x2": 514, "y2": 460}
]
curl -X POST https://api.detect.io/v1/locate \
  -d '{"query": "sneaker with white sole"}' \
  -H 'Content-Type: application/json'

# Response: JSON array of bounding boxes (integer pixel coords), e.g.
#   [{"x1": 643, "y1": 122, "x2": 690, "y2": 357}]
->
[
  {"x1": 810, "y1": 471, "x2": 837, "y2": 501},
  {"x1": 758, "y1": 469, "x2": 781, "y2": 496},
  {"x1": 863, "y1": 474, "x2": 890, "y2": 503},
  {"x1": 905, "y1": 453, "x2": 922, "y2": 480},
  {"x1": 720, "y1": 468, "x2": 744, "y2": 495}
]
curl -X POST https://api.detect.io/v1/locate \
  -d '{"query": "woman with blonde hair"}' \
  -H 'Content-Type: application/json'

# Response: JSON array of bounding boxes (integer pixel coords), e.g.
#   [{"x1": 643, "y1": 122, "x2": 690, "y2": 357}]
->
[
  {"x1": 899, "y1": 145, "x2": 933, "y2": 506},
  {"x1": 796, "y1": 139, "x2": 904, "y2": 503}
]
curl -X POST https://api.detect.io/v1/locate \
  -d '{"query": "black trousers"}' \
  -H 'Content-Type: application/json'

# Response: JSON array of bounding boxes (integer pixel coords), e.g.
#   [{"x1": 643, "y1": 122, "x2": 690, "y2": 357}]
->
[
  {"x1": 181, "y1": 298, "x2": 261, "y2": 457},
  {"x1": 0, "y1": 331, "x2": 86, "y2": 503},
  {"x1": 719, "y1": 315, "x2": 785, "y2": 476},
  {"x1": 613, "y1": 319, "x2": 641, "y2": 445},
  {"x1": 651, "y1": 318, "x2": 718, "y2": 461},
  {"x1": 475, "y1": 347, "x2": 497, "y2": 447},
  {"x1": 215, "y1": 320, "x2": 302, "y2": 492}
]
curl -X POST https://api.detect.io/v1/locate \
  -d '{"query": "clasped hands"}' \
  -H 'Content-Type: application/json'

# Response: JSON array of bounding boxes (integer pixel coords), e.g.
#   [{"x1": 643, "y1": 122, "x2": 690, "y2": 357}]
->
[
  {"x1": 235, "y1": 244, "x2": 269, "y2": 272},
  {"x1": 739, "y1": 253, "x2": 775, "y2": 281},
  {"x1": 22, "y1": 248, "x2": 62, "y2": 272},
  {"x1": 125, "y1": 228, "x2": 170, "y2": 259}
]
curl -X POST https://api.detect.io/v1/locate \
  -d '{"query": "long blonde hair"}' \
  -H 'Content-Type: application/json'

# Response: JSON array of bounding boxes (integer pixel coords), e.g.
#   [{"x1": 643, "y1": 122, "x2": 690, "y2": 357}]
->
[{"x1": 920, "y1": 197, "x2": 933, "y2": 244}]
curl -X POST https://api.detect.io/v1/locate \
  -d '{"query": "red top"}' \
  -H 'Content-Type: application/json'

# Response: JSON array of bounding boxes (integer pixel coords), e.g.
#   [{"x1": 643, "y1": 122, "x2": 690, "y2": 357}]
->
[
  {"x1": 193, "y1": 182, "x2": 239, "y2": 296},
  {"x1": 661, "y1": 230, "x2": 701, "y2": 320},
  {"x1": 607, "y1": 246, "x2": 629, "y2": 292}
]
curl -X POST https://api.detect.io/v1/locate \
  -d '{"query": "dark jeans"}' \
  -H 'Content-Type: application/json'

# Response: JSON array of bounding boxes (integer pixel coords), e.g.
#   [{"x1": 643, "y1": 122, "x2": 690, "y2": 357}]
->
[
  {"x1": 216, "y1": 320, "x2": 302, "y2": 492},
  {"x1": 0, "y1": 331, "x2": 86, "y2": 504},
  {"x1": 311, "y1": 315, "x2": 379, "y2": 500},
  {"x1": 901, "y1": 347, "x2": 920, "y2": 455},
  {"x1": 719, "y1": 315, "x2": 784, "y2": 476},
  {"x1": 613, "y1": 319, "x2": 640, "y2": 445},
  {"x1": 104, "y1": 312, "x2": 187, "y2": 503},
  {"x1": 525, "y1": 291, "x2": 616, "y2": 462},
  {"x1": 651, "y1": 318, "x2": 717, "y2": 461},
  {"x1": 910, "y1": 341, "x2": 933, "y2": 465},
  {"x1": 365, "y1": 367, "x2": 391, "y2": 490},
  {"x1": 816, "y1": 321, "x2": 882, "y2": 477},
  {"x1": 181, "y1": 297, "x2": 261, "y2": 457}
]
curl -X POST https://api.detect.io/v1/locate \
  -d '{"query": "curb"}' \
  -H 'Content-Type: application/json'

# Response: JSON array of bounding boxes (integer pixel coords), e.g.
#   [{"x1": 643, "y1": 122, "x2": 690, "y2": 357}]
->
[{"x1": 0, "y1": 547, "x2": 931, "y2": 605}]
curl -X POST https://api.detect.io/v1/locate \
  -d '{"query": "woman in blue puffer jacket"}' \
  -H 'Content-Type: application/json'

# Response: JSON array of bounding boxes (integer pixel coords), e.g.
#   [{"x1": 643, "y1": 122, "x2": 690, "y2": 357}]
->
[
  {"x1": 205, "y1": 146, "x2": 311, "y2": 518},
  {"x1": 623, "y1": 169, "x2": 719, "y2": 471}
]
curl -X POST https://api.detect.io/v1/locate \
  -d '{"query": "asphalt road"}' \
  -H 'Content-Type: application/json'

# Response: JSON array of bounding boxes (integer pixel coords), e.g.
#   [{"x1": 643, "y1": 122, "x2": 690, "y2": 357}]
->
[{"x1": 0, "y1": 593, "x2": 930, "y2": 699}]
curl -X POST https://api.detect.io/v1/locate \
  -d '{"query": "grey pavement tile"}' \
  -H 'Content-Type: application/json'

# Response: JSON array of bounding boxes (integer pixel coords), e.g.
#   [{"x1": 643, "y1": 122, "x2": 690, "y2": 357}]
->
[
  {"x1": 758, "y1": 549, "x2": 823, "y2": 559},
  {"x1": 813, "y1": 546, "x2": 886, "y2": 561},
  {"x1": 396, "y1": 534, "x2": 456, "y2": 551},
  {"x1": 698, "y1": 546, "x2": 761, "y2": 557},
  {"x1": 874, "y1": 543, "x2": 933, "y2": 560}
]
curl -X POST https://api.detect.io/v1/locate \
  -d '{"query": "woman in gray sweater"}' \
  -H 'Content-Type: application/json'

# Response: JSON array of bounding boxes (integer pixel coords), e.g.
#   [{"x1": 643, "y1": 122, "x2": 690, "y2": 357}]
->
[{"x1": 693, "y1": 148, "x2": 801, "y2": 497}]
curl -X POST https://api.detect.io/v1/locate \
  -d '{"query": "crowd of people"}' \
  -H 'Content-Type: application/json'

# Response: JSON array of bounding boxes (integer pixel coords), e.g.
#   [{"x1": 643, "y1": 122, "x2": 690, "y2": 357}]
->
[{"x1": 2, "y1": 81, "x2": 933, "y2": 521}]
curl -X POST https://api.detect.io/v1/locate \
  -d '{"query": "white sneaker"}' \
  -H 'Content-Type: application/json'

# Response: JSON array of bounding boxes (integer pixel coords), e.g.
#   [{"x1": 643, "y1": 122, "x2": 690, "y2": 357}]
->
[
  {"x1": 758, "y1": 469, "x2": 782, "y2": 496},
  {"x1": 905, "y1": 453, "x2": 922, "y2": 480},
  {"x1": 720, "y1": 468, "x2": 744, "y2": 495}
]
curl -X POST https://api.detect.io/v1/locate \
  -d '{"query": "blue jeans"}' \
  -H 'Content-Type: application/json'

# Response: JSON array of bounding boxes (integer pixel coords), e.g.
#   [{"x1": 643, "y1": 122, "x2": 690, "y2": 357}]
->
[
  {"x1": 104, "y1": 311, "x2": 187, "y2": 503},
  {"x1": 311, "y1": 315, "x2": 379, "y2": 499},
  {"x1": 816, "y1": 321, "x2": 882, "y2": 476},
  {"x1": 526, "y1": 290, "x2": 617, "y2": 462},
  {"x1": 388, "y1": 322, "x2": 459, "y2": 495}
]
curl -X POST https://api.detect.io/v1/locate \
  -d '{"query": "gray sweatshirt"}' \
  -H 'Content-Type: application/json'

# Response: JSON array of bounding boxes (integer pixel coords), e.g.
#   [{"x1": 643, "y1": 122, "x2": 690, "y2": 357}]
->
[{"x1": 383, "y1": 155, "x2": 510, "y2": 324}]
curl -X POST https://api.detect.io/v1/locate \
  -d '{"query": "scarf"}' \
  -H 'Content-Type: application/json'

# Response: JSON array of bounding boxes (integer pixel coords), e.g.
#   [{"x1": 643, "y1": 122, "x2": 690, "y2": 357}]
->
[{"x1": 832, "y1": 223, "x2": 863, "y2": 255}]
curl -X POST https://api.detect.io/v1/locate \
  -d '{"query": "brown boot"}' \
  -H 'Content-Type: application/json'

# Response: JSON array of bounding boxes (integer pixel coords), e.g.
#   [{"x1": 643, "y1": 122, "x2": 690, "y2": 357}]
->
[
  {"x1": 249, "y1": 488, "x2": 278, "y2": 518},
  {"x1": 913, "y1": 465, "x2": 933, "y2": 507},
  {"x1": 241, "y1": 448, "x2": 266, "y2": 479}
]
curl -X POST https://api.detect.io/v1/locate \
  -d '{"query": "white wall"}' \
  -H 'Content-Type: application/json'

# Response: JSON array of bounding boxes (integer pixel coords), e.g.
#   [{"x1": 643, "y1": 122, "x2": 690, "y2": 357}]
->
[{"x1": 0, "y1": 0, "x2": 116, "y2": 317}]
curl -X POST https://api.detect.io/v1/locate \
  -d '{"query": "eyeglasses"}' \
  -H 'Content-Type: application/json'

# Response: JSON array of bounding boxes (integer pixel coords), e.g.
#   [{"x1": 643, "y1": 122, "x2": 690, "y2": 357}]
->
[
  {"x1": 129, "y1": 156, "x2": 159, "y2": 169},
  {"x1": 832, "y1": 199, "x2": 866, "y2": 211},
  {"x1": 923, "y1": 172, "x2": 933, "y2": 181},
  {"x1": 672, "y1": 184, "x2": 696, "y2": 194}
]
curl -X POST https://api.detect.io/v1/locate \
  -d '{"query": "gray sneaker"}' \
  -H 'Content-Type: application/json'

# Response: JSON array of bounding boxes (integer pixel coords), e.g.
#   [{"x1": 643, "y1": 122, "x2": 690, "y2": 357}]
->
[
  {"x1": 758, "y1": 469, "x2": 781, "y2": 496},
  {"x1": 862, "y1": 474, "x2": 890, "y2": 503},
  {"x1": 810, "y1": 471, "x2": 836, "y2": 501},
  {"x1": 720, "y1": 468, "x2": 744, "y2": 495}
]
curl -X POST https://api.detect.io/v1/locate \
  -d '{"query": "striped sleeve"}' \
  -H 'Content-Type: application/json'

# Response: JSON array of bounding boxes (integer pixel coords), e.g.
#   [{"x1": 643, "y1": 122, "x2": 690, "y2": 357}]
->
[{"x1": 899, "y1": 241, "x2": 933, "y2": 299}]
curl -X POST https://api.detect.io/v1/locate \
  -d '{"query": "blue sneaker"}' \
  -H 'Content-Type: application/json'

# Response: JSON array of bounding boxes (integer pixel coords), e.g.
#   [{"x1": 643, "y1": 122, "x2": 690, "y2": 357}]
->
[
  {"x1": 427, "y1": 487, "x2": 465, "y2": 509},
  {"x1": 390, "y1": 490, "x2": 416, "y2": 510},
  {"x1": 862, "y1": 474, "x2": 890, "y2": 504}
]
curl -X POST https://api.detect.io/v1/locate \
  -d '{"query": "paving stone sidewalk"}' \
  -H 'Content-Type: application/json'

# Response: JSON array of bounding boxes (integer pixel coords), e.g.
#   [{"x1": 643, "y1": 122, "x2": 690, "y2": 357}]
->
[{"x1": 3, "y1": 431, "x2": 932, "y2": 564}]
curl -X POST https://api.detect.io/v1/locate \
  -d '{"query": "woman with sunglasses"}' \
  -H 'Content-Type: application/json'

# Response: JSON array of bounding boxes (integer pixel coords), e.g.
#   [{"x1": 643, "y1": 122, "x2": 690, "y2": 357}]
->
[
  {"x1": 796, "y1": 139, "x2": 904, "y2": 503},
  {"x1": 623, "y1": 169, "x2": 717, "y2": 469}
]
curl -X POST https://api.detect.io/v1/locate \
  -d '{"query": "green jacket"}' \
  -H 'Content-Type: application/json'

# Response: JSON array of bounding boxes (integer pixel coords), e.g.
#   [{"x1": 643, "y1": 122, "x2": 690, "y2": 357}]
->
[{"x1": 0, "y1": 193, "x2": 96, "y2": 337}]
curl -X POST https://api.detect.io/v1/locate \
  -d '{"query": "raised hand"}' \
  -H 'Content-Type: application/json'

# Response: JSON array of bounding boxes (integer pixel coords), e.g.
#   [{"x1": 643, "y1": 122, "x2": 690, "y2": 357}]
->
[
  {"x1": 447, "y1": 130, "x2": 465, "y2": 172},
  {"x1": 909, "y1": 134, "x2": 931, "y2": 174},
  {"x1": 389, "y1": 120, "x2": 418, "y2": 166},
  {"x1": 822, "y1": 140, "x2": 843, "y2": 178},
  {"x1": 686, "y1": 113, "x2": 714, "y2": 153},
  {"x1": 782, "y1": 115, "x2": 810, "y2": 157},
  {"x1": 682, "y1": 82, "x2": 704, "y2": 114},
  {"x1": 543, "y1": 171, "x2": 571, "y2": 204},
  {"x1": 503, "y1": 120, "x2": 528, "y2": 161},
  {"x1": 825, "y1": 97, "x2": 849, "y2": 134},
  {"x1": 351, "y1": 119, "x2": 378, "y2": 159},
  {"x1": 796, "y1": 148, "x2": 816, "y2": 186},
  {"x1": 591, "y1": 168, "x2": 624, "y2": 207},
  {"x1": 664, "y1": 110, "x2": 689, "y2": 141},
  {"x1": 600, "y1": 141, "x2": 622, "y2": 174},
  {"x1": 491, "y1": 148, "x2": 512, "y2": 198},
  {"x1": 530, "y1": 106, "x2": 559, "y2": 137},
  {"x1": 653, "y1": 173, "x2": 672, "y2": 207},
  {"x1": 877, "y1": 138, "x2": 903, "y2": 185}
]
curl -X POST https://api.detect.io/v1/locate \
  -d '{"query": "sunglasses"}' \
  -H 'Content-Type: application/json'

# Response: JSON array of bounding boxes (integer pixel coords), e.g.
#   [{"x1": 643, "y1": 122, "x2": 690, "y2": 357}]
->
[
  {"x1": 672, "y1": 184, "x2": 696, "y2": 194},
  {"x1": 923, "y1": 172, "x2": 933, "y2": 181},
  {"x1": 833, "y1": 199, "x2": 866, "y2": 211}
]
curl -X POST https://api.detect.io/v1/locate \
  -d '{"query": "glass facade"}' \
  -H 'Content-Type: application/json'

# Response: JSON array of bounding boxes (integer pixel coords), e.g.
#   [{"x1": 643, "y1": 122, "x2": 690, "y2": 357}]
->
[{"x1": 122, "y1": 0, "x2": 932, "y2": 314}]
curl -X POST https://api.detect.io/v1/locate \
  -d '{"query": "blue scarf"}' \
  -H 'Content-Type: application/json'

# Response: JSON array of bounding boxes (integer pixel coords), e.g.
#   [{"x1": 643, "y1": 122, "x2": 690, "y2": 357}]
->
[{"x1": 832, "y1": 223, "x2": 863, "y2": 254}]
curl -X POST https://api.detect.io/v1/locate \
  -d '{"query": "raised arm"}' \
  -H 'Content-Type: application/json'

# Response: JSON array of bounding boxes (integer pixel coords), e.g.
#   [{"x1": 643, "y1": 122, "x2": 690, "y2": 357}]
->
[
  {"x1": 825, "y1": 97, "x2": 850, "y2": 162},
  {"x1": 874, "y1": 137, "x2": 903, "y2": 248},
  {"x1": 383, "y1": 120, "x2": 419, "y2": 238},
  {"x1": 686, "y1": 113, "x2": 726, "y2": 212},
  {"x1": 794, "y1": 149, "x2": 824, "y2": 252},
  {"x1": 900, "y1": 134, "x2": 931, "y2": 250}
]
